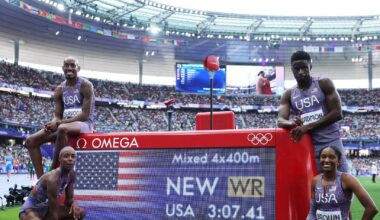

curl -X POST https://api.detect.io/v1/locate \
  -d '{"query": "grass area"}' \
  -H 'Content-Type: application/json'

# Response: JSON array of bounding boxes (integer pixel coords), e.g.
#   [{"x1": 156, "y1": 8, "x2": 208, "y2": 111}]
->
[
  {"x1": 352, "y1": 176, "x2": 380, "y2": 220},
  {"x1": 0, "y1": 177, "x2": 379, "y2": 219},
  {"x1": 0, "y1": 206, "x2": 19, "y2": 220}
]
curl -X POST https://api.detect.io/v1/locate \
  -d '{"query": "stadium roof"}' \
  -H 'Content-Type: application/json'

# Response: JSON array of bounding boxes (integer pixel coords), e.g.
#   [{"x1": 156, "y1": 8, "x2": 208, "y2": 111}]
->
[
  {"x1": 154, "y1": 0, "x2": 380, "y2": 17},
  {"x1": 60, "y1": 0, "x2": 380, "y2": 39}
]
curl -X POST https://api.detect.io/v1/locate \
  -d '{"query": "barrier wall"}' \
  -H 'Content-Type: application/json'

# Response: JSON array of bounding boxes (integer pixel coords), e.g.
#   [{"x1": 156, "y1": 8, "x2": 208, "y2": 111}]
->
[{"x1": 68, "y1": 129, "x2": 316, "y2": 220}]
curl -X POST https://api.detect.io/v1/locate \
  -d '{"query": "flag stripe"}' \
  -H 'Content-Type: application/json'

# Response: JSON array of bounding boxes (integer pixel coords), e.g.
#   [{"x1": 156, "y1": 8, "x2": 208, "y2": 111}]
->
[
  {"x1": 75, "y1": 195, "x2": 145, "y2": 202},
  {"x1": 117, "y1": 184, "x2": 157, "y2": 190},
  {"x1": 119, "y1": 162, "x2": 169, "y2": 168},
  {"x1": 118, "y1": 173, "x2": 161, "y2": 179}
]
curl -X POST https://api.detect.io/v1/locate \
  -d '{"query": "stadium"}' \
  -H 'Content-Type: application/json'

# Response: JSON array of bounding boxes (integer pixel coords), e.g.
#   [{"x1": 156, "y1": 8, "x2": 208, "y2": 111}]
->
[{"x1": 0, "y1": 0, "x2": 379, "y2": 219}]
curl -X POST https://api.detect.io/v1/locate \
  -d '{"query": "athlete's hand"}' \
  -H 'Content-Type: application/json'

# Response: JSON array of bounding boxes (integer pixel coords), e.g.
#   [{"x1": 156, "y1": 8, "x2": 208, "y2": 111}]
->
[
  {"x1": 290, "y1": 125, "x2": 309, "y2": 142},
  {"x1": 292, "y1": 116, "x2": 303, "y2": 127},
  {"x1": 69, "y1": 201, "x2": 81, "y2": 219},
  {"x1": 44, "y1": 120, "x2": 59, "y2": 133}
]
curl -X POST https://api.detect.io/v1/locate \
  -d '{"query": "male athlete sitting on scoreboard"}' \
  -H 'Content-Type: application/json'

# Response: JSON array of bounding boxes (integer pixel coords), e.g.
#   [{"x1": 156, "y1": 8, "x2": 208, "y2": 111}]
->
[{"x1": 25, "y1": 57, "x2": 95, "y2": 179}]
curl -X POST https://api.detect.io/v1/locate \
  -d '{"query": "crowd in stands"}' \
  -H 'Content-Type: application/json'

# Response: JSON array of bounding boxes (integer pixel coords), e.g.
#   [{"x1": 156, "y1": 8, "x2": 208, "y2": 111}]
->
[
  {"x1": 0, "y1": 61, "x2": 379, "y2": 139},
  {"x1": 348, "y1": 156, "x2": 380, "y2": 176},
  {"x1": 4, "y1": 61, "x2": 380, "y2": 107}
]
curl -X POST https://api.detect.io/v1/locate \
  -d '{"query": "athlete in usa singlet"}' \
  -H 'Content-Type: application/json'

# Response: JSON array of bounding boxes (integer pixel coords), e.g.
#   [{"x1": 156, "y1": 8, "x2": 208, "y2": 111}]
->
[
  {"x1": 308, "y1": 172, "x2": 351, "y2": 220},
  {"x1": 61, "y1": 77, "x2": 95, "y2": 133},
  {"x1": 290, "y1": 77, "x2": 347, "y2": 172},
  {"x1": 19, "y1": 171, "x2": 71, "y2": 218}
]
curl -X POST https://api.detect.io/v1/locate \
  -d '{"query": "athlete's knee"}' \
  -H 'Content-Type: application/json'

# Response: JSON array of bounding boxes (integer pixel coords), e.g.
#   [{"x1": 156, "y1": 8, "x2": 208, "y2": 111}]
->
[
  {"x1": 57, "y1": 125, "x2": 69, "y2": 135},
  {"x1": 25, "y1": 136, "x2": 37, "y2": 149},
  {"x1": 20, "y1": 210, "x2": 41, "y2": 220},
  {"x1": 19, "y1": 212, "x2": 27, "y2": 220}
]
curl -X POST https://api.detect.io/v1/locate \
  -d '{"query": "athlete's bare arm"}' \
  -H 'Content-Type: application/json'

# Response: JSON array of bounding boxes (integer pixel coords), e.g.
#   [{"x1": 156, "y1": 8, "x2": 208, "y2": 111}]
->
[
  {"x1": 277, "y1": 89, "x2": 302, "y2": 129},
  {"x1": 44, "y1": 86, "x2": 63, "y2": 132},
  {"x1": 342, "y1": 173, "x2": 378, "y2": 219}
]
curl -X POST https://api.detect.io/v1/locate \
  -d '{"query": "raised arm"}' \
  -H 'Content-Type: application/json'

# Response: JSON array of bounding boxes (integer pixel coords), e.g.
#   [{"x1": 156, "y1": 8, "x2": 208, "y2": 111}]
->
[{"x1": 343, "y1": 173, "x2": 378, "y2": 220}]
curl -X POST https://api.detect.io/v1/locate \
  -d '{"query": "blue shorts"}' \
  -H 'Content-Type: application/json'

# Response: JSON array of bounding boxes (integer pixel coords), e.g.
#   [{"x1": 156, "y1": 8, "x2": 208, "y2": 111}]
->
[
  {"x1": 19, "y1": 197, "x2": 48, "y2": 219},
  {"x1": 79, "y1": 121, "x2": 93, "y2": 133},
  {"x1": 6, "y1": 164, "x2": 13, "y2": 172}
]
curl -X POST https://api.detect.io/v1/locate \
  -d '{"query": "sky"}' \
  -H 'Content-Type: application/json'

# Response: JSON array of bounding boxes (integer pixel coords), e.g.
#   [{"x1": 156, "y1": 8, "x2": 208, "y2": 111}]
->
[{"x1": 154, "y1": 0, "x2": 380, "y2": 17}]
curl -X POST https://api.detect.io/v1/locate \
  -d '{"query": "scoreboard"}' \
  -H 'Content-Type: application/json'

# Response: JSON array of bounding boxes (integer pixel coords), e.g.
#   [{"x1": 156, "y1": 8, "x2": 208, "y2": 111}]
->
[
  {"x1": 69, "y1": 129, "x2": 316, "y2": 220},
  {"x1": 175, "y1": 63, "x2": 226, "y2": 94}
]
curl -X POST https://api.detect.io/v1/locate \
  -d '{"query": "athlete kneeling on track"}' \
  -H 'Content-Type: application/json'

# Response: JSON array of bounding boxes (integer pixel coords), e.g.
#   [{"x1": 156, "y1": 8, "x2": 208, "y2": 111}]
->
[{"x1": 19, "y1": 146, "x2": 85, "y2": 220}]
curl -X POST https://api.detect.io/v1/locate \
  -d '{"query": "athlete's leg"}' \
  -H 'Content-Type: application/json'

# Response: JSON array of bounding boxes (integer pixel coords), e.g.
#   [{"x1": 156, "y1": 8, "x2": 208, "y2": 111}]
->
[
  {"x1": 51, "y1": 122, "x2": 85, "y2": 170},
  {"x1": 19, "y1": 209, "x2": 42, "y2": 220},
  {"x1": 6, "y1": 165, "x2": 11, "y2": 181},
  {"x1": 25, "y1": 129, "x2": 57, "y2": 178}
]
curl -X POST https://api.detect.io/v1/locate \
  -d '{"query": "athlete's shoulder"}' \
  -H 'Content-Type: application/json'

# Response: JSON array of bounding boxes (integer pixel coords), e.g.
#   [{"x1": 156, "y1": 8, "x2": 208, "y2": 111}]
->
[
  {"x1": 312, "y1": 174, "x2": 321, "y2": 183},
  {"x1": 317, "y1": 77, "x2": 336, "y2": 93},
  {"x1": 79, "y1": 77, "x2": 93, "y2": 85},
  {"x1": 316, "y1": 77, "x2": 333, "y2": 84},
  {"x1": 80, "y1": 77, "x2": 94, "y2": 90},
  {"x1": 340, "y1": 172, "x2": 355, "y2": 182}
]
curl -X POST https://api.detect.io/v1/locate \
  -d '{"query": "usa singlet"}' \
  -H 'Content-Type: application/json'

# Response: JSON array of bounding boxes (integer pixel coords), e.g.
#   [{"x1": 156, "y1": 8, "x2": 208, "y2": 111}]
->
[
  {"x1": 61, "y1": 77, "x2": 95, "y2": 124},
  {"x1": 312, "y1": 172, "x2": 351, "y2": 220},
  {"x1": 290, "y1": 77, "x2": 340, "y2": 145}
]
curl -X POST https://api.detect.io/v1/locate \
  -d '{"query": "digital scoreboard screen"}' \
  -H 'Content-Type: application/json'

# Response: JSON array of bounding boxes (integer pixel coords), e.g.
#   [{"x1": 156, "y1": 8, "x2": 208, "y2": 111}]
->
[
  {"x1": 175, "y1": 63, "x2": 227, "y2": 94},
  {"x1": 75, "y1": 147, "x2": 276, "y2": 219}
]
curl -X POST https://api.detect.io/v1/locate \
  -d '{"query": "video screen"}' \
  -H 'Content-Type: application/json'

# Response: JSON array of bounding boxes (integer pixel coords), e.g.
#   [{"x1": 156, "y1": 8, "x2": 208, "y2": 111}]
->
[
  {"x1": 226, "y1": 65, "x2": 285, "y2": 95},
  {"x1": 175, "y1": 63, "x2": 226, "y2": 94}
]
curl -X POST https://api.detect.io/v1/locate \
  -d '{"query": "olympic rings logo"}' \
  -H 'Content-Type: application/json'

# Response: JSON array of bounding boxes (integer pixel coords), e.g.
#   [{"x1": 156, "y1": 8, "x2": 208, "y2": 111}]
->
[{"x1": 247, "y1": 133, "x2": 273, "y2": 145}]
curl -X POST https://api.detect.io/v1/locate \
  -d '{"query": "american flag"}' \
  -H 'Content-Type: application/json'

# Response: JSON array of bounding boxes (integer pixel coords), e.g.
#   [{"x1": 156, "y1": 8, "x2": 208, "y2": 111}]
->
[{"x1": 74, "y1": 151, "x2": 165, "y2": 220}]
